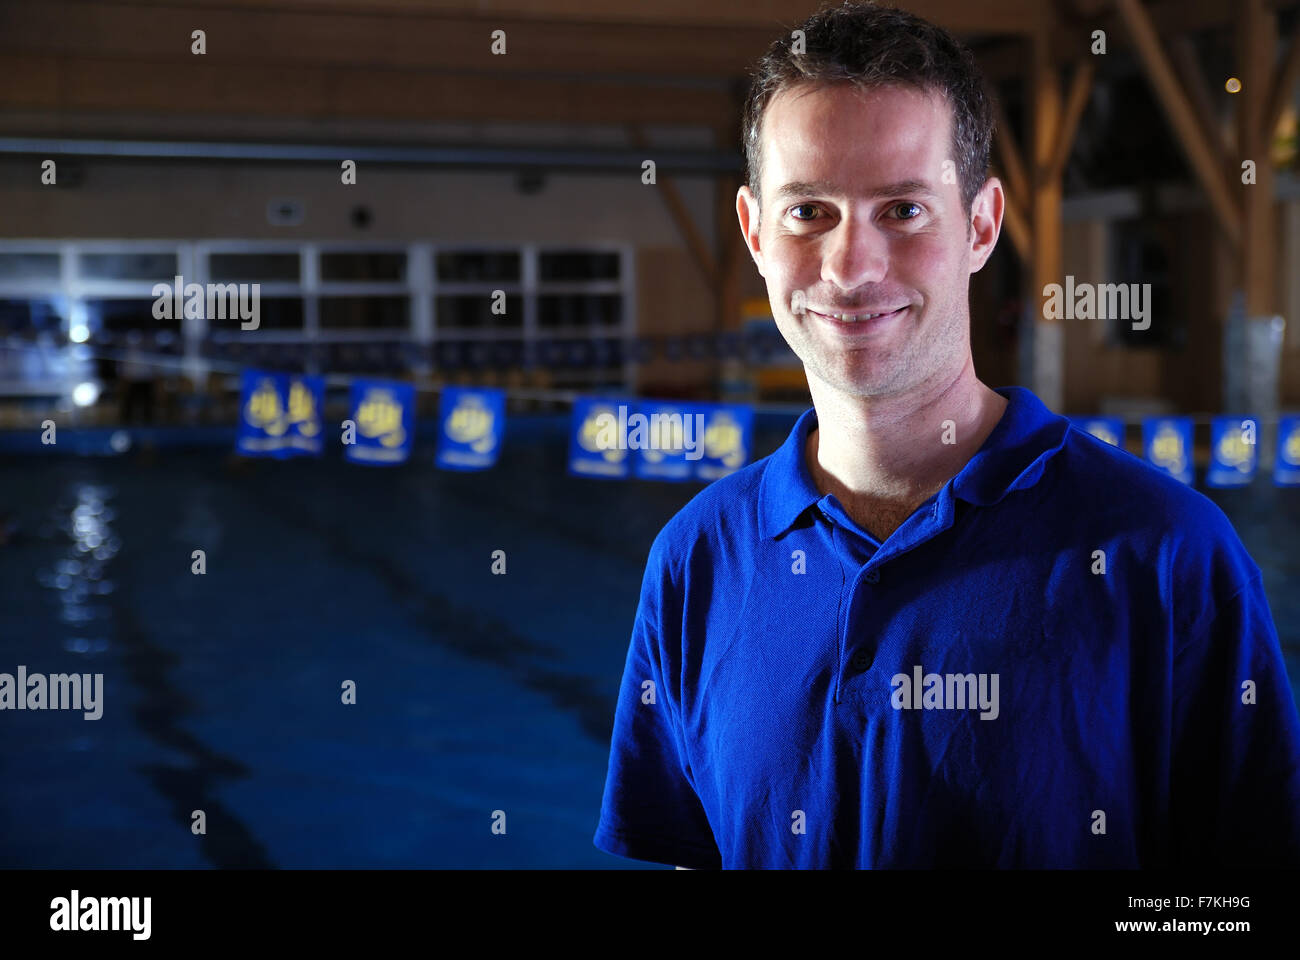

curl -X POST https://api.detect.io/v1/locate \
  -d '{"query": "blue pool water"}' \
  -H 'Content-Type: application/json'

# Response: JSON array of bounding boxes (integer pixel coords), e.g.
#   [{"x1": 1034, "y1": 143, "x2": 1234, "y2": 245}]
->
[{"x1": 1, "y1": 417, "x2": 1297, "y2": 868}]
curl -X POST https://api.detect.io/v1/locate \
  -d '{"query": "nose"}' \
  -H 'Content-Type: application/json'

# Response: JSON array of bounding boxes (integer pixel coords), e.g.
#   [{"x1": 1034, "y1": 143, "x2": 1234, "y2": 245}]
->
[{"x1": 820, "y1": 214, "x2": 889, "y2": 291}]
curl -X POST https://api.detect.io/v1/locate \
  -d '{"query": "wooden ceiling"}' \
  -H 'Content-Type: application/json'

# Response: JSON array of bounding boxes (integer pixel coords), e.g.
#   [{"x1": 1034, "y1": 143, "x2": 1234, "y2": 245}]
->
[{"x1": 0, "y1": 0, "x2": 1291, "y2": 140}]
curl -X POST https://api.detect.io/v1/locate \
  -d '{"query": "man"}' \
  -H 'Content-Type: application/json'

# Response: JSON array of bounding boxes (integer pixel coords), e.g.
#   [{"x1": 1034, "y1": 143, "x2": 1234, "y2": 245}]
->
[{"x1": 593, "y1": 1, "x2": 1300, "y2": 868}]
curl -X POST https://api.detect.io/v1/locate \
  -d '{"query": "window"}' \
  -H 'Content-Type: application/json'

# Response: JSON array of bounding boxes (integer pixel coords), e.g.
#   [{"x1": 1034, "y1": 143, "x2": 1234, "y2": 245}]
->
[
  {"x1": 0, "y1": 241, "x2": 634, "y2": 401},
  {"x1": 78, "y1": 252, "x2": 178, "y2": 281},
  {"x1": 244, "y1": 297, "x2": 305, "y2": 331},
  {"x1": 322, "y1": 252, "x2": 406, "y2": 283},
  {"x1": 437, "y1": 251, "x2": 520, "y2": 283},
  {"x1": 209, "y1": 253, "x2": 300, "y2": 283},
  {"x1": 319, "y1": 296, "x2": 407, "y2": 330},
  {"x1": 436, "y1": 294, "x2": 524, "y2": 331},
  {"x1": 0, "y1": 298, "x2": 63, "y2": 335},
  {"x1": 0, "y1": 254, "x2": 60, "y2": 282},
  {"x1": 539, "y1": 251, "x2": 619, "y2": 282},
  {"x1": 538, "y1": 293, "x2": 621, "y2": 330},
  {"x1": 86, "y1": 298, "x2": 175, "y2": 335}
]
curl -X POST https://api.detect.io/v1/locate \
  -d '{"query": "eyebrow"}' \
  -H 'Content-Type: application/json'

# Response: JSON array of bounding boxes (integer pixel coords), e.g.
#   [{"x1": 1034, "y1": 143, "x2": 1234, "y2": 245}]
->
[{"x1": 773, "y1": 178, "x2": 937, "y2": 201}]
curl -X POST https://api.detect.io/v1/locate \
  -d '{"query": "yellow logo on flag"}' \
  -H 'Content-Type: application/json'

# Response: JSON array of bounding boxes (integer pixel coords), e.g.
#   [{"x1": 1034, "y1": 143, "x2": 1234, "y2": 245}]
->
[
  {"x1": 288, "y1": 379, "x2": 320, "y2": 437},
  {"x1": 1150, "y1": 424, "x2": 1186, "y2": 474},
  {"x1": 1216, "y1": 427, "x2": 1253, "y2": 473},
  {"x1": 446, "y1": 395, "x2": 497, "y2": 454},
  {"x1": 357, "y1": 388, "x2": 406, "y2": 448},
  {"x1": 578, "y1": 405, "x2": 625, "y2": 463},
  {"x1": 704, "y1": 412, "x2": 745, "y2": 468},
  {"x1": 245, "y1": 377, "x2": 288, "y2": 436}
]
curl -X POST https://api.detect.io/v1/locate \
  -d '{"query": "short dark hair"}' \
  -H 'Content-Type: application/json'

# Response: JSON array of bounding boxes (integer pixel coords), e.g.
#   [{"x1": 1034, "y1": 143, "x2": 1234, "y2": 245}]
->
[{"x1": 742, "y1": 1, "x2": 994, "y2": 222}]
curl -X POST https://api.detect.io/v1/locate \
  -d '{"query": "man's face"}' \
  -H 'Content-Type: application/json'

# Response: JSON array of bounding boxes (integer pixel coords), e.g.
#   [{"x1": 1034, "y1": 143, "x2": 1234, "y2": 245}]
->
[{"x1": 737, "y1": 82, "x2": 1000, "y2": 401}]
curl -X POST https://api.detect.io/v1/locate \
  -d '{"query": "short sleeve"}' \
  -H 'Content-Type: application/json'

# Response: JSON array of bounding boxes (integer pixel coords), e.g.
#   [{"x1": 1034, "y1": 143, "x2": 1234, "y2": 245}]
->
[
  {"x1": 1171, "y1": 572, "x2": 1300, "y2": 867},
  {"x1": 593, "y1": 537, "x2": 721, "y2": 869}
]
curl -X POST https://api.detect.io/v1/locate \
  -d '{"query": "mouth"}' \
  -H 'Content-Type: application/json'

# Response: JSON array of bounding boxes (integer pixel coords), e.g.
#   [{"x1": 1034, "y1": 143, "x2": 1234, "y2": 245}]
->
[{"x1": 807, "y1": 306, "x2": 909, "y2": 330}]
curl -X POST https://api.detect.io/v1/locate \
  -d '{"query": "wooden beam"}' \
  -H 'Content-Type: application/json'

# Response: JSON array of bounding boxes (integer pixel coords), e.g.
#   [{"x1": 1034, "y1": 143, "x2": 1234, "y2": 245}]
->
[
  {"x1": 1048, "y1": 58, "x2": 1095, "y2": 182},
  {"x1": 628, "y1": 126, "x2": 717, "y2": 288},
  {"x1": 1031, "y1": 28, "x2": 1060, "y2": 178},
  {"x1": 0, "y1": 0, "x2": 774, "y2": 77},
  {"x1": 1169, "y1": 35, "x2": 1233, "y2": 162},
  {"x1": 1029, "y1": 25, "x2": 1064, "y2": 411},
  {"x1": 714, "y1": 104, "x2": 745, "y2": 336},
  {"x1": 1050, "y1": 0, "x2": 1299, "y2": 66},
  {"x1": 715, "y1": 170, "x2": 743, "y2": 346},
  {"x1": 1031, "y1": 25, "x2": 1062, "y2": 287},
  {"x1": 83, "y1": 0, "x2": 1050, "y2": 35},
  {"x1": 0, "y1": 54, "x2": 735, "y2": 127},
  {"x1": 1238, "y1": 0, "x2": 1278, "y2": 316},
  {"x1": 1264, "y1": 8, "x2": 1300, "y2": 141},
  {"x1": 996, "y1": 169, "x2": 1032, "y2": 262},
  {"x1": 1114, "y1": 0, "x2": 1242, "y2": 249},
  {"x1": 1069, "y1": 0, "x2": 1294, "y2": 18},
  {"x1": 990, "y1": 91, "x2": 1029, "y2": 212},
  {"x1": 4, "y1": 0, "x2": 1282, "y2": 79}
]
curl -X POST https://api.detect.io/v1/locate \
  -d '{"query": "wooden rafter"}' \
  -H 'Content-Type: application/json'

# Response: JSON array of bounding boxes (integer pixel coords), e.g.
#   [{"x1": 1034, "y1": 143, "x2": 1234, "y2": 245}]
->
[
  {"x1": 1048, "y1": 58, "x2": 1096, "y2": 182},
  {"x1": 995, "y1": 170, "x2": 1032, "y2": 262},
  {"x1": 627, "y1": 125, "x2": 717, "y2": 289},
  {"x1": 1169, "y1": 35, "x2": 1233, "y2": 163},
  {"x1": 1238, "y1": 0, "x2": 1278, "y2": 316},
  {"x1": 1264, "y1": 9, "x2": 1300, "y2": 141},
  {"x1": 1114, "y1": 0, "x2": 1242, "y2": 248},
  {"x1": 990, "y1": 90, "x2": 1030, "y2": 212}
]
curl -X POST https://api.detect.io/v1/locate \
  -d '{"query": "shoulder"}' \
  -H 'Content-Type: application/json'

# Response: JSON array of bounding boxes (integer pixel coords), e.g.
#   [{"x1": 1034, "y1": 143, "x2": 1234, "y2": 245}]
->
[
  {"x1": 644, "y1": 450, "x2": 772, "y2": 577},
  {"x1": 1057, "y1": 424, "x2": 1240, "y2": 532},
  {"x1": 1054, "y1": 423, "x2": 1262, "y2": 616}
]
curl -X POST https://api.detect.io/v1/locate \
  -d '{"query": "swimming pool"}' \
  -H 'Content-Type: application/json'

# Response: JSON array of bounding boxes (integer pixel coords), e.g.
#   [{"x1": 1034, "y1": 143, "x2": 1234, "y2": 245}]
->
[{"x1": 1, "y1": 416, "x2": 1296, "y2": 868}]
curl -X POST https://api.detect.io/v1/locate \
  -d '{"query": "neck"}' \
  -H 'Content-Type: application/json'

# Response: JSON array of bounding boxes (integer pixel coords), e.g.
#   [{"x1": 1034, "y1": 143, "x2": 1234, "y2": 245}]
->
[{"x1": 804, "y1": 358, "x2": 1008, "y2": 528}]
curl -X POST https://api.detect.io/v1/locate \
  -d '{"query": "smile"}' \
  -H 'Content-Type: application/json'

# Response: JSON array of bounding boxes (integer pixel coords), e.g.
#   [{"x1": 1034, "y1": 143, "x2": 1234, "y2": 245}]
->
[{"x1": 808, "y1": 306, "x2": 908, "y2": 327}]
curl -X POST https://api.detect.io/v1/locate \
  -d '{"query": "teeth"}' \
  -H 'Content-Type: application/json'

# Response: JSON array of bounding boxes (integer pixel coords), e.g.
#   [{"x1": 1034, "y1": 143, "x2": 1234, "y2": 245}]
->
[{"x1": 828, "y1": 310, "x2": 894, "y2": 322}]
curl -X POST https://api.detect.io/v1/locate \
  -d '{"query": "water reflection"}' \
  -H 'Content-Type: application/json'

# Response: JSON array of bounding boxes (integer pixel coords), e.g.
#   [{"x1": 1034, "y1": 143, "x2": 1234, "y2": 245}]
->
[{"x1": 39, "y1": 481, "x2": 117, "y2": 656}]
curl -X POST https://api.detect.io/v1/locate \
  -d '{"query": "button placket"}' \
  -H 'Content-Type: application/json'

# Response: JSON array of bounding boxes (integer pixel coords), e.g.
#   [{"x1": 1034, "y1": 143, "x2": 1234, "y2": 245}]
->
[
  {"x1": 842, "y1": 560, "x2": 882, "y2": 680},
  {"x1": 830, "y1": 520, "x2": 854, "y2": 696}
]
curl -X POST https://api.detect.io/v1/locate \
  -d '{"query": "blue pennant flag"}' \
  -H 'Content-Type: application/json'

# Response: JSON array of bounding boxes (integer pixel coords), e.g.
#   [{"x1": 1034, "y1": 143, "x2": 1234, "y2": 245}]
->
[
  {"x1": 696, "y1": 403, "x2": 754, "y2": 481},
  {"x1": 568, "y1": 396, "x2": 632, "y2": 478},
  {"x1": 284, "y1": 374, "x2": 325, "y2": 457},
  {"x1": 1206, "y1": 416, "x2": 1258, "y2": 487},
  {"x1": 1073, "y1": 416, "x2": 1126, "y2": 448},
  {"x1": 1275, "y1": 416, "x2": 1300, "y2": 486},
  {"x1": 1142, "y1": 416, "x2": 1194, "y2": 485},
  {"x1": 632, "y1": 400, "x2": 703, "y2": 482},
  {"x1": 436, "y1": 386, "x2": 505, "y2": 471},
  {"x1": 237, "y1": 369, "x2": 291, "y2": 458},
  {"x1": 345, "y1": 379, "x2": 414, "y2": 466}
]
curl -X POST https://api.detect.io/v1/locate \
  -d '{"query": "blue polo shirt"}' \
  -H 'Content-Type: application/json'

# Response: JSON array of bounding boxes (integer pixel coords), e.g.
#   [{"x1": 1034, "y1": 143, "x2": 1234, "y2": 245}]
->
[{"x1": 593, "y1": 385, "x2": 1300, "y2": 868}]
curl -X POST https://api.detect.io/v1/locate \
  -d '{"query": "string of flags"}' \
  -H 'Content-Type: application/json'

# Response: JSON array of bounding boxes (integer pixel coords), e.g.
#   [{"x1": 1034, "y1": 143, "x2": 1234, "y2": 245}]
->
[
  {"x1": 235, "y1": 369, "x2": 1300, "y2": 487},
  {"x1": 235, "y1": 368, "x2": 756, "y2": 480},
  {"x1": 1074, "y1": 415, "x2": 1300, "y2": 487}
]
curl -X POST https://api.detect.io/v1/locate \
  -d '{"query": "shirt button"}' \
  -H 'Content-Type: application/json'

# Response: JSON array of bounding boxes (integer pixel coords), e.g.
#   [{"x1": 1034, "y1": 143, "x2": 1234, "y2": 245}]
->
[
  {"x1": 864, "y1": 569, "x2": 880, "y2": 583},
  {"x1": 851, "y1": 648, "x2": 872, "y2": 671}
]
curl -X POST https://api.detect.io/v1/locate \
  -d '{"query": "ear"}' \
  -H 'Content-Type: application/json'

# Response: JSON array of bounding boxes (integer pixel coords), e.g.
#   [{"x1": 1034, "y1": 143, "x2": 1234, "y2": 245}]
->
[
  {"x1": 967, "y1": 176, "x2": 1004, "y2": 274},
  {"x1": 737, "y1": 184, "x2": 765, "y2": 277}
]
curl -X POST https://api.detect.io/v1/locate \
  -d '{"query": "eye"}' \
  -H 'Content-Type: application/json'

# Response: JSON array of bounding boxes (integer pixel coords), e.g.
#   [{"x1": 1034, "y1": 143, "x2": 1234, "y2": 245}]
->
[
  {"x1": 789, "y1": 203, "x2": 820, "y2": 221},
  {"x1": 890, "y1": 202, "x2": 923, "y2": 220}
]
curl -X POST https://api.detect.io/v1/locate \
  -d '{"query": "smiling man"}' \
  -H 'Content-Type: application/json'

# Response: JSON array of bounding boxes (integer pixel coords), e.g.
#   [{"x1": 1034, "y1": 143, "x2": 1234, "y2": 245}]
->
[
  {"x1": 594, "y1": 1, "x2": 1300, "y2": 868},
  {"x1": 750, "y1": 75, "x2": 1008, "y2": 543}
]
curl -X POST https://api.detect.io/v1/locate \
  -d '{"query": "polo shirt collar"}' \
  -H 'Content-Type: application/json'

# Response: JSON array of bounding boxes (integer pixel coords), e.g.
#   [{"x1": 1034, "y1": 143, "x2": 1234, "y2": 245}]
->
[{"x1": 758, "y1": 385, "x2": 1071, "y2": 540}]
